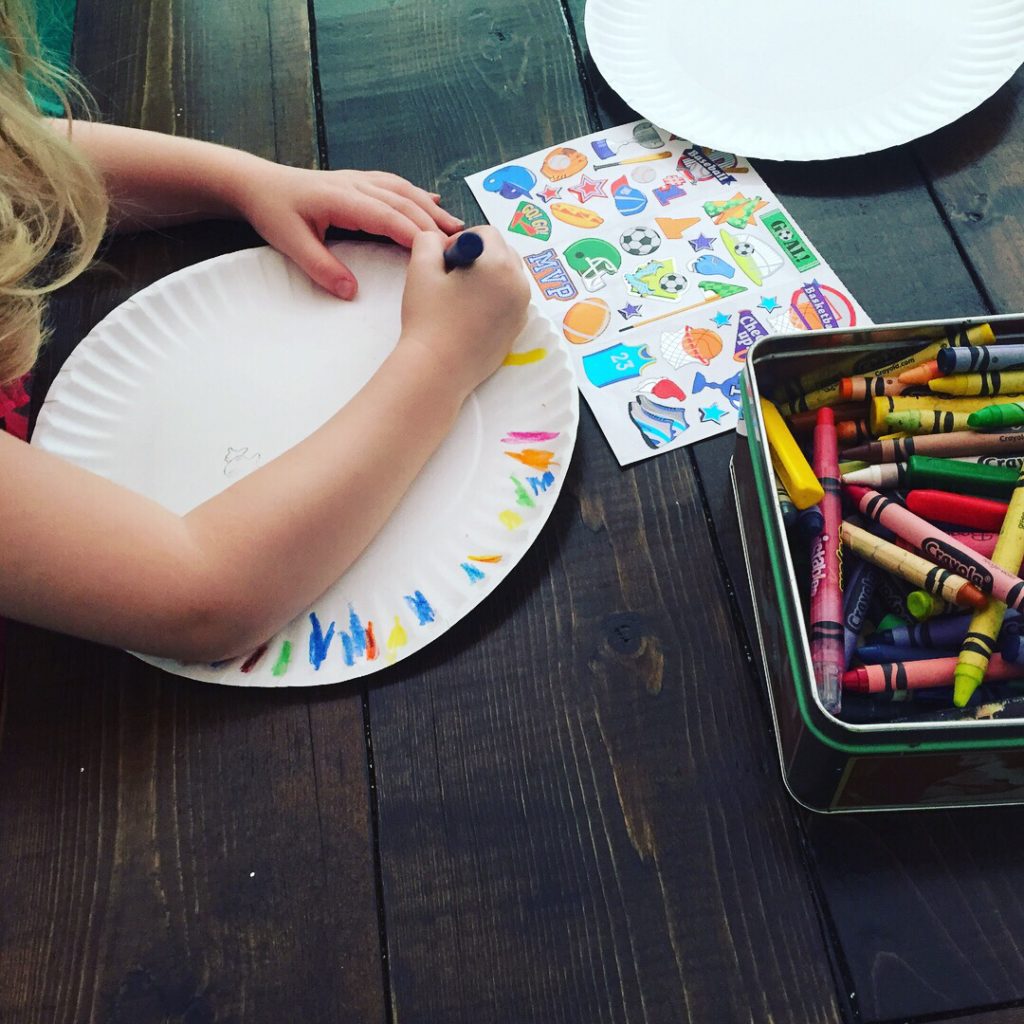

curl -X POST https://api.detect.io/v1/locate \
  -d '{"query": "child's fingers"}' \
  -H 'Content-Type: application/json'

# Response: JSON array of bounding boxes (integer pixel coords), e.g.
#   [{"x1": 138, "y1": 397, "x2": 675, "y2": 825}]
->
[
  {"x1": 364, "y1": 174, "x2": 463, "y2": 233},
  {"x1": 409, "y1": 229, "x2": 445, "y2": 271},
  {"x1": 351, "y1": 198, "x2": 427, "y2": 250},
  {"x1": 363, "y1": 186, "x2": 447, "y2": 237},
  {"x1": 286, "y1": 223, "x2": 358, "y2": 299}
]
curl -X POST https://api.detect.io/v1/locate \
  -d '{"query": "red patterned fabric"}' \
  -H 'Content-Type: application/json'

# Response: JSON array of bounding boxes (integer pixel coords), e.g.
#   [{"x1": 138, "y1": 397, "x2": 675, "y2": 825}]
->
[{"x1": 0, "y1": 373, "x2": 32, "y2": 671}]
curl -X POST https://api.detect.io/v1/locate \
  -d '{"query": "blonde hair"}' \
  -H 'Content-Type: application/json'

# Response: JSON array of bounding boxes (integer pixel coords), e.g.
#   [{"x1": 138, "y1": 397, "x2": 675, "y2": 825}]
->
[{"x1": 0, "y1": 0, "x2": 107, "y2": 385}]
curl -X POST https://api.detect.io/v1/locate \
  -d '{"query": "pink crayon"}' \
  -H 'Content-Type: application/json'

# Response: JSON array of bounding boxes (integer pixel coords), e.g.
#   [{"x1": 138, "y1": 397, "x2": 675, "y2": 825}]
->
[
  {"x1": 845, "y1": 484, "x2": 1024, "y2": 612},
  {"x1": 810, "y1": 407, "x2": 843, "y2": 712}
]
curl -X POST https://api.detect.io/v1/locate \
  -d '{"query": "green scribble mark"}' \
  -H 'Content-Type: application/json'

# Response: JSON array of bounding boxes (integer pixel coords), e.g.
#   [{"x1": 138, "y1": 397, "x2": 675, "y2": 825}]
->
[
  {"x1": 272, "y1": 640, "x2": 293, "y2": 677},
  {"x1": 511, "y1": 475, "x2": 536, "y2": 508}
]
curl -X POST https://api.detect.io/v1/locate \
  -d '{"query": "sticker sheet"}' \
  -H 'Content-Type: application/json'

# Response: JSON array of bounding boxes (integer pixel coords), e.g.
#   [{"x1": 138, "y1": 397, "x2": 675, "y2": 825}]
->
[{"x1": 467, "y1": 121, "x2": 872, "y2": 465}]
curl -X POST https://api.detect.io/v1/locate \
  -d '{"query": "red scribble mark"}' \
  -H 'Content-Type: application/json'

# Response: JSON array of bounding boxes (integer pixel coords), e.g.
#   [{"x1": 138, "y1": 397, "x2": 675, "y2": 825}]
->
[
  {"x1": 240, "y1": 643, "x2": 269, "y2": 673},
  {"x1": 365, "y1": 621, "x2": 378, "y2": 661}
]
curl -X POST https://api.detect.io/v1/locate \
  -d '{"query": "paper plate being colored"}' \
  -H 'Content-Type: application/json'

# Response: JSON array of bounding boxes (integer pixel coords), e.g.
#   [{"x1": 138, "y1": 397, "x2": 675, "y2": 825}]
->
[
  {"x1": 584, "y1": 0, "x2": 1024, "y2": 160},
  {"x1": 32, "y1": 243, "x2": 578, "y2": 686}
]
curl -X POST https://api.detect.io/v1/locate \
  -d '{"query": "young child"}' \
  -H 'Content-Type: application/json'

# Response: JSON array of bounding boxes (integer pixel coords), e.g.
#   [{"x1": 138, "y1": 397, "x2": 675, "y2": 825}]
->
[{"x1": 0, "y1": 1, "x2": 531, "y2": 662}]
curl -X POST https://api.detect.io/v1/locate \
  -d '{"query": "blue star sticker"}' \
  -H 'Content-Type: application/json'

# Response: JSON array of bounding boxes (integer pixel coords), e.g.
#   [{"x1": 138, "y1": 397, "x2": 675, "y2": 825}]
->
[
  {"x1": 618, "y1": 303, "x2": 642, "y2": 320},
  {"x1": 758, "y1": 295, "x2": 779, "y2": 312},
  {"x1": 689, "y1": 233, "x2": 715, "y2": 252},
  {"x1": 699, "y1": 403, "x2": 728, "y2": 425},
  {"x1": 712, "y1": 311, "x2": 732, "y2": 327}
]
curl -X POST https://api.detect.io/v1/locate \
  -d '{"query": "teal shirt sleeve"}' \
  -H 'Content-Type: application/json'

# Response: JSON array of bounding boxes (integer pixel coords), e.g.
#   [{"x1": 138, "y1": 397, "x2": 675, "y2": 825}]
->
[{"x1": 26, "y1": 0, "x2": 77, "y2": 116}]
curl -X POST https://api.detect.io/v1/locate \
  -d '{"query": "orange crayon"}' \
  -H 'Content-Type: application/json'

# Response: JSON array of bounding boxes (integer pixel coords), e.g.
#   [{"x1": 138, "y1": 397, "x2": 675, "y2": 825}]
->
[{"x1": 898, "y1": 359, "x2": 942, "y2": 385}]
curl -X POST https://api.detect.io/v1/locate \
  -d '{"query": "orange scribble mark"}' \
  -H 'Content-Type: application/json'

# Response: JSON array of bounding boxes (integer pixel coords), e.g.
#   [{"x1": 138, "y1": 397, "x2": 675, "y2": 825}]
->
[
  {"x1": 468, "y1": 554, "x2": 503, "y2": 564},
  {"x1": 365, "y1": 621, "x2": 378, "y2": 660},
  {"x1": 504, "y1": 448, "x2": 557, "y2": 471}
]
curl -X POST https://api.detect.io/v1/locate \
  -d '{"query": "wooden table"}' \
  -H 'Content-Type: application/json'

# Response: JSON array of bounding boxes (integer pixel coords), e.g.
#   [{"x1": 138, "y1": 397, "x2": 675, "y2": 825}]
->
[{"x1": 4, "y1": 3, "x2": 1024, "y2": 1022}]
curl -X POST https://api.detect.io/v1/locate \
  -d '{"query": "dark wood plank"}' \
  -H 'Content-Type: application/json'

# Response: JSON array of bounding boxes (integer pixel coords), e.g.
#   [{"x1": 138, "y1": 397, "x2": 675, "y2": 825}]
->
[
  {"x1": 945, "y1": 1009, "x2": 1024, "y2": 1024},
  {"x1": 0, "y1": 3, "x2": 385, "y2": 1022},
  {"x1": 316, "y1": 0, "x2": 844, "y2": 1019}
]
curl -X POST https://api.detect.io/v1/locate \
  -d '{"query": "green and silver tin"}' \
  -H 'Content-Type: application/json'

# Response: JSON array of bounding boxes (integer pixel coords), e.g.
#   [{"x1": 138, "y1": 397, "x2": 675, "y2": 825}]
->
[{"x1": 733, "y1": 313, "x2": 1024, "y2": 812}]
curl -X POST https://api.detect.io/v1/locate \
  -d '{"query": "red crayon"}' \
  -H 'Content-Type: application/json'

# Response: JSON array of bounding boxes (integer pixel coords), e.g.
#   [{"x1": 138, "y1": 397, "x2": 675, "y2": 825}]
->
[
  {"x1": 905, "y1": 489, "x2": 1010, "y2": 531},
  {"x1": 810, "y1": 407, "x2": 844, "y2": 712},
  {"x1": 846, "y1": 484, "x2": 1024, "y2": 611},
  {"x1": 843, "y1": 653, "x2": 1023, "y2": 694}
]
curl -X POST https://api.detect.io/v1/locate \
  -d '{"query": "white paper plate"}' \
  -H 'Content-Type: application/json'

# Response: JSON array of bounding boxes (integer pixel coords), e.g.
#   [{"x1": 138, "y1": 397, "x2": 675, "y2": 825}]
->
[
  {"x1": 33, "y1": 243, "x2": 578, "y2": 686},
  {"x1": 585, "y1": 0, "x2": 1024, "y2": 161}
]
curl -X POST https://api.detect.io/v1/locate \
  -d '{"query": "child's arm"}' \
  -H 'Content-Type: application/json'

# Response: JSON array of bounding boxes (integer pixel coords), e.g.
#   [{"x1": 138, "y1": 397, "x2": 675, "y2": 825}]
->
[
  {"x1": 54, "y1": 119, "x2": 464, "y2": 299},
  {"x1": 0, "y1": 228, "x2": 530, "y2": 661}
]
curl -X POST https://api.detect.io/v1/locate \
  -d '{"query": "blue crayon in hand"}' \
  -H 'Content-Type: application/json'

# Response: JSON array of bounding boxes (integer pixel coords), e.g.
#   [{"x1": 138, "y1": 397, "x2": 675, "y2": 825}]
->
[{"x1": 443, "y1": 230, "x2": 484, "y2": 270}]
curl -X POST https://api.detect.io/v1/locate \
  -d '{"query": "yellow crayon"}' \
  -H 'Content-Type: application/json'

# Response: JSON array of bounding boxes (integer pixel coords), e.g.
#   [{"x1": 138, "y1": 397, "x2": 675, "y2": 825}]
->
[
  {"x1": 955, "y1": 462, "x2": 1024, "y2": 705},
  {"x1": 759, "y1": 398, "x2": 824, "y2": 509},
  {"x1": 778, "y1": 323, "x2": 996, "y2": 416},
  {"x1": 869, "y1": 393, "x2": 1022, "y2": 433},
  {"x1": 929, "y1": 370, "x2": 1024, "y2": 397},
  {"x1": 839, "y1": 522, "x2": 988, "y2": 609},
  {"x1": 884, "y1": 410, "x2": 975, "y2": 435}
]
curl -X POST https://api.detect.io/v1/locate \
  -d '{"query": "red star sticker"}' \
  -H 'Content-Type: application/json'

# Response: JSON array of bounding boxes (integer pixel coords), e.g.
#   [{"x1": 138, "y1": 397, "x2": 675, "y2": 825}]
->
[
  {"x1": 567, "y1": 174, "x2": 608, "y2": 204},
  {"x1": 537, "y1": 184, "x2": 562, "y2": 203}
]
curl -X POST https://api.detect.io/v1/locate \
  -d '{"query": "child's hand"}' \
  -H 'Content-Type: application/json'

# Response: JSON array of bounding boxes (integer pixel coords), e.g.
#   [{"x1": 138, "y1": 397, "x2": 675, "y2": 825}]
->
[
  {"x1": 398, "y1": 227, "x2": 531, "y2": 400},
  {"x1": 233, "y1": 164, "x2": 465, "y2": 299}
]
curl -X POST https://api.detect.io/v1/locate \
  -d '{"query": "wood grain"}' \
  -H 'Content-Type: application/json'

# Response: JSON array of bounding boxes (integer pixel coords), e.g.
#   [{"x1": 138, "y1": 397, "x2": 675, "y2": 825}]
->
[
  {"x1": 0, "y1": 2, "x2": 384, "y2": 1021},
  {"x1": 315, "y1": 0, "x2": 843, "y2": 1018}
]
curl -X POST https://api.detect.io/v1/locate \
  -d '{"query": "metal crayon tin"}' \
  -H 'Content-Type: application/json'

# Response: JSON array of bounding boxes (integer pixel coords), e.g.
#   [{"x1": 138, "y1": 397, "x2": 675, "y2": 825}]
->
[{"x1": 733, "y1": 313, "x2": 1024, "y2": 812}]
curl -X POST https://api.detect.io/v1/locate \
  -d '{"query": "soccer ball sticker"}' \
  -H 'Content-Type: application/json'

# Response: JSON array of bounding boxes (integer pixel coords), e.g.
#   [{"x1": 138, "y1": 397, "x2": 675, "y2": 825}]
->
[{"x1": 619, "y1": 226, "x2": 662, "y2": 257}]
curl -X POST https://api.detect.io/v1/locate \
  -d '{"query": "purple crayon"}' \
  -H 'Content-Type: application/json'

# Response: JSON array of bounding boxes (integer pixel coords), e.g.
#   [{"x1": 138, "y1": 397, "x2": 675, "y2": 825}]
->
[
  {"x1": 842, "y1": 557, "x2": 878, "y2": 665},
  {"x1": 809, "y1": 407, "x2": 843, "y2": 712}
]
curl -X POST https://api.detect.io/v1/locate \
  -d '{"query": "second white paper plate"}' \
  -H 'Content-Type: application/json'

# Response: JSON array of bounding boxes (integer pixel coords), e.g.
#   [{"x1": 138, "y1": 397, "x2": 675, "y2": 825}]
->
[{"x1": 585, "y1": 0, "x2": 1024, "y2": 160}]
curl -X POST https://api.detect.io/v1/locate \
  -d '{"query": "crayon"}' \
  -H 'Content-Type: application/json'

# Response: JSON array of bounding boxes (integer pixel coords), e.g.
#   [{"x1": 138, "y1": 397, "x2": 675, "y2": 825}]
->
[
  {"x1": 875, "y1": 613, "x2": 909, "y2": 632},
  {"x1": 842, "y1": 430, "x2": 1024, "y2": 463},
  {"x1": 843, "y1": 557, "x2": 878, "y2": 665},
  {"x1": 777, "y1": 324, "x2": 994, "y2": 416},
  {"x1": 842, "y1": 463, "x2": 910, "y2": 489},
  {"x1": 937, "y1": 343, "x2": 1024, "y2": 375},
  {"x1": 897, "y1": 359, "x2": 942, "y2": 385},
  {"x1": 967, "y1": 401, "x2": 1024, "y2": 430},
  {"x1": 944, "y1": 529, "x2": 999, "y2": 558},
  {"x1": 843, "y1": 653, "x2": 1021, "y2": 694},
  {"x1": 955, "y1": 459, "x2": 1024, "y2": 705},
  {"x1": 856, "y1": 643, "x2": 958, "y2": 663},
  {"x1": 873, "y1": 613, "x2": 973, "y2": 649},
  {"x1": 907, "y1": 590, "x2": 954, "y2": 620},
  {"x1": 796, "y1": 504, "x2": 825, "y2": 539},
  {"x1": 839, "y1": 459, "x2": 870, "y2": 475},
  {"x1": 905, "y1": 489, "x2": 1009, "y2": 531},
  {"x1": 883, "y1": 410, "x2": 974, "y2": 436},
  {"x1": 760, "y1": 398, "x2": 824, "y2": 509},
  {"x1": 773, "y1": 469, "x2": 798, "y2": 529},
  {"x1": 1002, "y1": 614, "x2": 1024, "y2": 663},
  {"x1": 809, "y1": 407, "x2": 844, "y2": 712},
  {"x1": 836, "y1": 418, "x2": 871, "y2": 445},
  {"x1": 838, "y1": 376, "x2": 910, "y2": 400},
  {"x1": 928, "y1": 370, "x2": 1024, "y2": 397},
  {"x1": 443, "y1": 230, "x2": 484, "y2": 269},
  {"x1": 869, "y1": 394, "x2": 1022, "y2": 434},
  {"x1": 788, "y1": 403, "x2": 865, "y2": 434},
  {"x1": 953, "y1": 453, "x2": 1024, "y2": 469},
  {"x1": 903, "y1": 455, "x2": 1018, "y2": 500},
  {"x1": 839, "y1": 521, "x2": 987, "y2": 609}
]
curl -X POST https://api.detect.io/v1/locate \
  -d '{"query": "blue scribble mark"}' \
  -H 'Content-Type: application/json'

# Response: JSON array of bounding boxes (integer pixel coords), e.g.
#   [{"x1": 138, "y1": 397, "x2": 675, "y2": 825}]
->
[
  {"x1": 461, "y1": 562, "x2": 486, "y2": 583},
  {"x1": 348, "y1": 606, "x2": 366, "y2": 658},
  {"x1": 404, "y1": 590, "x2": 436, "y2": 625},
  {"x1": 308, "y1": 612, "x2": 336, "y2": 670},
  {"x1": 340, "y1": 631, "x2": 355, "y2": 666},
  {"x1": 527, "y1": 471, "x2": 556, "y2": 496},
  {"x1": 208, "y1": 658, "x2": 235, "y2": 670}
]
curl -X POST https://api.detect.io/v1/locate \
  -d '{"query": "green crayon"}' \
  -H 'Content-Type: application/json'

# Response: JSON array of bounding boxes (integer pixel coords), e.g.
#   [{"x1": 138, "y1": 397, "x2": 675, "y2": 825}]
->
[
  {"x1": 907, "y1": 590, "x2": 954, "y2": 621},
  {"x1": 875, "y1": 612, "x2": 909, "y2": 632},
  {"x1": 968, "y1": 401, "x2": 1024, "y2": 430},
  {"x1": 905, "y1": 455, "x2": 1018, "y2": 500},
  {"x1": 885, "y1": 410, "x2": 974, "y2": 435}
]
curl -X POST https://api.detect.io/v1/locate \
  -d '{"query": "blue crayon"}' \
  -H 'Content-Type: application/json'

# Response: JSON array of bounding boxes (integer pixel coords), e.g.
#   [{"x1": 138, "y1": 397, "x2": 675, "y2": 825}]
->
[
  {"x1": 873, "y1": 613, "x2": 972, "y2": 649},
  {"x1": 796, "y1": 504, "x2": 824, "y2": 540},
  {"x1": 443, "y1": 230, "x2": 484, "y2": 270},
  {"x1": 842, "y1": 558, "x2": 877, "y2": 665},
  {"x1": 856, "y1": 643, "x2": 958, "y2": 664},
  {"x1": 1002, "y1": 612, "x2": 1024, "y2": 663}
]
